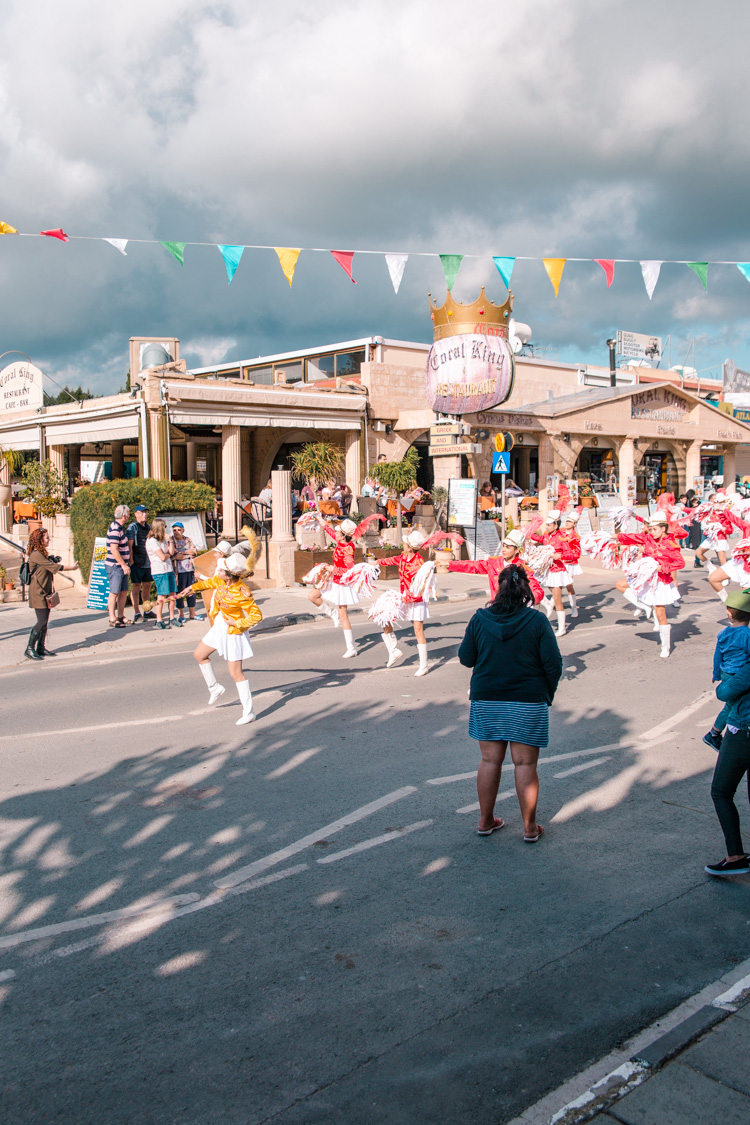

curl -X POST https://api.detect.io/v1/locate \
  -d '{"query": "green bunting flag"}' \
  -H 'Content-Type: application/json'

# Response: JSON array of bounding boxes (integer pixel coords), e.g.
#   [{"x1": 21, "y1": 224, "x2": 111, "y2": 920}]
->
[
  {"x1": 439, "y1": 254, "x2": 463, "y2": 291},
  {"x1": 161, "y1": 241, "x2": 186, "y2": 267},
  {"x1": 217, "y1": 244, "x2": 245, "y2": 284},
  {"x1": 687, "y1": 261, "x2": 708, "y2": 290}
]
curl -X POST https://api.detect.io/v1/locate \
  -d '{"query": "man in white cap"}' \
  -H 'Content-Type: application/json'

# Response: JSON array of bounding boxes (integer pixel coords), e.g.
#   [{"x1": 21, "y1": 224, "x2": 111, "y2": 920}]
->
[
  {"x1": 615, "y1": 511, "x2": 685, "y2": 658},
  {"x1": 448, "y1": 529, "x2": 545, "y2": 604},
  {"x1": 376, "y1": 529, "x2": 431, "y2": 675},
  {"x1": 528, "y1": 510, "x2": 576, "y2": 637}
]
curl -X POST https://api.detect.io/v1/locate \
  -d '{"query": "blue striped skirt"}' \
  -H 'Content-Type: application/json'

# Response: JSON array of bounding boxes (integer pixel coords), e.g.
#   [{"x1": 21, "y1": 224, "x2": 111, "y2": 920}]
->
[{"x1": 468, "y1": 700, "x2": 549, "y2": 747}]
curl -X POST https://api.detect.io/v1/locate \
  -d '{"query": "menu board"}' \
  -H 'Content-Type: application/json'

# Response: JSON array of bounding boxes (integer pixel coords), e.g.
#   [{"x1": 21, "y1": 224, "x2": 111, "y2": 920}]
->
[
  {"x1": 86, "y1": 537, "x2": 110, "y2": 611},
  {"x1": 448, "y1": 478, "x2": 478, "y2": 528},
  {"x1": 466, "y1": 520, "x2": 501, "y2": 560}
]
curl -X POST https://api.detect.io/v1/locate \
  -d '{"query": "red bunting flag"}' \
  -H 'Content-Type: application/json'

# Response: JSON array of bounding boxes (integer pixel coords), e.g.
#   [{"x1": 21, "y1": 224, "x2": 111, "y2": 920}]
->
[
  {"x1": 594, "y1": 259, "x2": 615, "y2": 287},
  {"x1": 40, "y1": 228, "x2": 69, "y2": 242},
  {"x1": 331, "y1": 250, "x2": 356, "y2": 283}
]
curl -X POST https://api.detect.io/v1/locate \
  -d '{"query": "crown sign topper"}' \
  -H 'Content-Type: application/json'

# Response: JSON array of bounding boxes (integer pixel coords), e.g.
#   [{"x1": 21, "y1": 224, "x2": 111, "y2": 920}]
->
[{"x1": 425, "y1": 289, "x2": 515, "y2": 415}]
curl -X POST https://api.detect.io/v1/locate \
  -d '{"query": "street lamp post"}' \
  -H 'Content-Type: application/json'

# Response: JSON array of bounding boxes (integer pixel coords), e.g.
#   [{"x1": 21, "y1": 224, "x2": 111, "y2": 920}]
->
[{"x1": 606, "y1": 339, "x2": 617, "y2": 387}]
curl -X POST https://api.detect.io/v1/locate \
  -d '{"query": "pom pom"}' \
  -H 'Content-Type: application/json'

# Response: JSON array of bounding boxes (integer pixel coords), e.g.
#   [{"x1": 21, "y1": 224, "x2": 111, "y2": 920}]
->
[
  {"x1": 368, "y1": 589, "x2": 405, "y2": 628},
  {"x1": 302, "y1": 563, "x2": 333, "y2": 590},
  {"x1": 521, "y1": 542, "x2": 556, "y2": 582},
  {"x1": 339, "y1": 562, "x2": 380, "y2": 597},
  {"x1": 625, "y1": 555, "x2": 659, "y2": 599},
  {"x1": 409, "y1": 560, "x2": 437, "y2": 600}
]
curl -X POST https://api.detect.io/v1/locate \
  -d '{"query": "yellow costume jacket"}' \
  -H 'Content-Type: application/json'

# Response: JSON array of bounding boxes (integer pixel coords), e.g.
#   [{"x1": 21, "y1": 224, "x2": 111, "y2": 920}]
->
[{"x1": 192, "y1": 576, "x2": 263, "y2": 634}]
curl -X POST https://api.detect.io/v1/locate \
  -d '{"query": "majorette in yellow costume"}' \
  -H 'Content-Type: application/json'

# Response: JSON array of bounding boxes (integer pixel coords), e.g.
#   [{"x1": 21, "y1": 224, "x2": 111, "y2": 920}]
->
[{"x1": 182, "y1": 529, "x2": 263, "y2": 725}]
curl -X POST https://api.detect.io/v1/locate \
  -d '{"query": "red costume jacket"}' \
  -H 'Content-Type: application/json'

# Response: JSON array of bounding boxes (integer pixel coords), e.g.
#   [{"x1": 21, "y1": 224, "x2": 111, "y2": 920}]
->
[
  {"x1": 323, "y1": 525, "x2": 355, "y2": 581},
  {"x1": 379, "y1": 552, "x2": 425, "y2": 603},
  {"x1": 448, "y1": 557, "x2": 545, "y2": 603},
  {"x1": 560, "y1": 529, "x2": 581, "y2": 563},
  {"x1": 616, "y1": 532, "x2": 685, "y2": 584},
  {"x1": 529, "y1": 529, "x2": 576, "y2": 572}
]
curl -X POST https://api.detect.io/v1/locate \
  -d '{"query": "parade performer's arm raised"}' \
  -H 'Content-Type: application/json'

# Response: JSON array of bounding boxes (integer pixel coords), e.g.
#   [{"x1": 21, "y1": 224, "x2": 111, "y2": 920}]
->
[
  {"x1": 369, "y1": 529, "x2": 437, "y2": 676},
  {"x1": 614, "y1": 513, "x2": 682, "y2": 658}
]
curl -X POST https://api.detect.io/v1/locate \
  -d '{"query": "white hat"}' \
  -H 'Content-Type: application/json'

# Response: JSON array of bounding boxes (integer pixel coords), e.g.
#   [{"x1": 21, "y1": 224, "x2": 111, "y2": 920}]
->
[
  {"x1": 547, "y1": 509, "x2": 562, "y2": 522},
  {"x1": 225, "y1": 554, "x2": 249, "y2": 576},
  {"x1": 339, "y1": 519, "x2": 357, "y2": 537},
  {"x1": 216, "y1": 540, "x2": 233, "y2": 555},
  {"x1": 504, "y1": 529, "x2": 525, "y2": 550},
  {"x1": 648, "y1": 512, "x2": 669, "y2": 525},
  {"x1": 405, "y1": 529, "x2": 426, "y2": 549},
  {"x1": 565, "y1": 511, "x2": 580, "y2": 523}
]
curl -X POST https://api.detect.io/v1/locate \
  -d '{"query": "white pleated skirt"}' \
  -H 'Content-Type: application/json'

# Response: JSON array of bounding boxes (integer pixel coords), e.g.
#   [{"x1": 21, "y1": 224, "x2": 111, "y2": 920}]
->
[
  {"x1": 202, "y1": 613, "x2": 254, "y2": 661},
  {"x1": 700, "y1": 537, "x2": 729, "y2": 552},
  {"x1": 545, "y1": 569, "x2": 571, "y2": 588},
  {"x1": 639, "y1": 580, "x2": 680, "y2": 607},
  {"x1": 404, "y1": 601, "x2": 429, "y2": 621},
  {"x1": 567, "y1": 564, "x2": 583, "y2": 577},
  {"x1": 322, "y1": 581, "x2": 359, "y2": 606},
  {"x1": 720, "y1": 560, "x2": 750, "y2": 587}
]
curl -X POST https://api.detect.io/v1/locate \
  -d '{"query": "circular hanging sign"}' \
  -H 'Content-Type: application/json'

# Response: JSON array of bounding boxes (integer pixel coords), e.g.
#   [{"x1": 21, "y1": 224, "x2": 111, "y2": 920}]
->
[
  {"x1": 425, "y1": 334, "x2": 514, "y2": 416},
  {"x1": 0, "y1": 360, "x2": 44, "y2": 416}
]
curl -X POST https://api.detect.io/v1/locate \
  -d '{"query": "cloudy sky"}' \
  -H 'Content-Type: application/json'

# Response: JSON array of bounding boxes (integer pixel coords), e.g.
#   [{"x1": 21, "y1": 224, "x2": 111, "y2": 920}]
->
[{"x1": 1, "y1": 0, "x2": 749, "y2": 395}]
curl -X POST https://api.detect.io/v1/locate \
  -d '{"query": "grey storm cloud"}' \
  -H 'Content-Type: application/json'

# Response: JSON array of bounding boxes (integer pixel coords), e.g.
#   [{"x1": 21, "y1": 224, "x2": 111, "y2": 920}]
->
[{"x1": 1, "y1": 0, "x2": 749, "y2": 393}]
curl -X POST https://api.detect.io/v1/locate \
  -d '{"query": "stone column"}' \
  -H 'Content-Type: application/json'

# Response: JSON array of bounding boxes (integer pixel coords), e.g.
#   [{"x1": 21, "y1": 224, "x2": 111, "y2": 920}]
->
[
  {"x1": 723, "y1": 446, "x2": 737, "y2": 488},
  {"x1": 618, "y1": 438, "x2": 636, "y2": 506},
  {"x1": 685, "y1": 439, "x2": 702, "y2": 492},
  {"x1": 270, "y1": 468, "x2": 296, "y2": 587},
  {"x1": 49, "y1": 444, "x2": 65, "y2": 479},
  {"x1": 221, "y1": 425, "x2": 242, "y2": 541},
  {"x1": 186, "y1": 441, "x2": 197, "y2": 480},
  {"x1": 241, "y1": 429, "x2": 252, "y2": 498},
  {"x1": 431, "y1": 453, "x2": 461, "y2": 492},
  {"x1": 345, "y1": 430, "x2": 361, "y2": 500},
  {"x1": 111, "y1": 440, "x2": 125, "y2": 480},
  {"x1": 0, "y1": 458, "x2": 11, "y2": 534},
  {"x1": 148, "y1": 409, "x2": 169, "y2": 480}
]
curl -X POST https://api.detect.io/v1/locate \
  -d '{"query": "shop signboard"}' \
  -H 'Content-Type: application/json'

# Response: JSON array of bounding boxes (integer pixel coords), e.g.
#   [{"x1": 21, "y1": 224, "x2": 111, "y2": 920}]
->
[
  {"x1": 466, "y1": 519, "x2": 500, "y2": 561},
  {"x1": 159, "y1": 511, "x2": 207, "y2": 551},
  {"x1": 722, "y1": 359, "x2": 750, "y2": 393},
  {"x1": 545, "y1": 474, "x2": 559, "y2": 500},
  {"x1": 0, "y1": 360, "x2": 44, "y2": 416},
  {"x1": 448, "y1": 478, "x2": 477, "y2": 528},
  {"x1": 630, "y1": 387, "x2": 688, "y2": 422},
  {"x1": 616, "y1": 330, "x2": 662, "y2": 363},
  {"x1": 428, "y1": 442, "x2": 478, "y2": 457},
  {"x1": 86, "y1": 537, "x2": 110, "y2": 611},
  {"x1": 425, "y1": 335, "x2": 514, "y2": 415}
]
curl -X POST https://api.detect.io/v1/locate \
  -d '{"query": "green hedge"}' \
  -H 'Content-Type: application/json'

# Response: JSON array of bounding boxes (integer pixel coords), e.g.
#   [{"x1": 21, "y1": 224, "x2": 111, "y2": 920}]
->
[{"x1": 70, "y1": 478, "x2": 216, "y2": 582}]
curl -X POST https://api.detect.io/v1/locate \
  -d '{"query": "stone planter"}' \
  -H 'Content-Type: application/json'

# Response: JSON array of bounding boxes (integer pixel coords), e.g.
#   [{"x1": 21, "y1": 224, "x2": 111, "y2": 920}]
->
[
  {"x1": 382, "y1": 527, "x2": 401, "y2": 545},
  {"x1": 434, "y1": 547, "x2": 454, "y2": 573}
]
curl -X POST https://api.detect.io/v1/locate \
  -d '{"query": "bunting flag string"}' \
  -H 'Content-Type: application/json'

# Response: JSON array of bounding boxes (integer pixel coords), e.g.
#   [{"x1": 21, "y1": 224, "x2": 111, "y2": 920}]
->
[{"x1": 1, "y1": 216, "x2": 750, "y2": 300}]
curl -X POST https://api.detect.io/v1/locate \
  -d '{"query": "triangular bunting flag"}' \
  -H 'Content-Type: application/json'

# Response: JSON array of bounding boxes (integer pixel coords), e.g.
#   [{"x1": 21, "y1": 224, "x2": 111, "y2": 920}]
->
[
  {"x1": 275, "y1": 247, "x2": 301, "y2": 287},
  {"x1": 439, "y1": 254, "x2": 463, "y2": 291},
  {"x1": 737, "y1": 264, "x2": 750, "y2": 284},
  {"x1": 0, "y1": 220, "x2": 17, "y2": 235},
  {"x1": 687, "y1": 261, "x2": 708, "y2": 290},
  {"x1": 640, "y1": 260, "x2": 662, "y2": 300},
  {"x1": 385, "y1": 253, "x2": 408, "y2": 294},
  {"x1": 40, "y1": 228, "x2": 69, "y2": 242},
  {"x1": 217, "y1": 244, "x2": 244, "y2": 284},
  {"x1": 161, "y1": 241, "x2": 186, "y2": 266},
  {"x1": 492, "y1": 256, "x2": 515, "y2": 289},
  {"x1": 103, "y1": 238, "x2": 128, "y2": 255},
  {"x1": 542, "y1": 258, "x2": 566, "y2": 297},
  {"x1": 594, "y1": 259, "x2": 615, "y2": 287},
  {"x1": 331, "y1": 250, "x2": 356, "y2": 283}
]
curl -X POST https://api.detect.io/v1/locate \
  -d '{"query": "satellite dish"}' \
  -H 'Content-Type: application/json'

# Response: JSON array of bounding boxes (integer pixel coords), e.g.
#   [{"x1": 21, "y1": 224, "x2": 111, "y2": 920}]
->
[{"x1": 509, "y1": 319, "x2": 532, "y2": 354}]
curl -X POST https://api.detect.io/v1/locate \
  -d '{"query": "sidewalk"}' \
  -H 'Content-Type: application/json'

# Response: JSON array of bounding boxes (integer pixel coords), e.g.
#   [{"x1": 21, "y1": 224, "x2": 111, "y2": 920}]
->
[{"x1": 0, "y1": 569, "x2": 492, "y2": 669}]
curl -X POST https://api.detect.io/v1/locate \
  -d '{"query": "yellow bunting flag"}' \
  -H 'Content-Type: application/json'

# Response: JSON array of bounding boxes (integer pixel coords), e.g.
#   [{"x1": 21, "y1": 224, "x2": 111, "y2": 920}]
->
[
  {"x1": 542, "y1": 258, "x2": 566, "y2": 297},
  {"x1": 275, "y1": 247, "x2": 301, "y2": 287},
  {"x1": 0, "y1": 220, "x2": 18, "y2": 235}
]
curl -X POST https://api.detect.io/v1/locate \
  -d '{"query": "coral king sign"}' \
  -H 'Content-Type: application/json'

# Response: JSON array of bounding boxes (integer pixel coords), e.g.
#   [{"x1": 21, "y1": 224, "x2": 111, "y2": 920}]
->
[{"x1": 425, "y1": 287, "x2": 515, "y2": 415}]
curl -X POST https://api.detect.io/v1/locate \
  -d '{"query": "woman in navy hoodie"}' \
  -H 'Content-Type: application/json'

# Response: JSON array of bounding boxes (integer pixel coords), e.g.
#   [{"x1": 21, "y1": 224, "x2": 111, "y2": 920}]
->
[{"x1": 459, "y1": 566, "x2": 562, "y2": 842}]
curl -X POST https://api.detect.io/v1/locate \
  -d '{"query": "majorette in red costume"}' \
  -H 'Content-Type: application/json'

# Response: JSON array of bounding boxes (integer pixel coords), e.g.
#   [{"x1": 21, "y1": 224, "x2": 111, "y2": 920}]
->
[
  {"x1": 709, "y1": 507, "x2": 750, "y2": 600},
  {"x1": 560, "y1": 509, "x2": 583, "y2": 619},
  {"x1": 528, "y1": 509, "x2": 578, "y2": 637},
  {"x1": 303, "y1": 512, "x2": 383, "y2": 659},
  {"x1": 448, "y1": 528, "x2": 545, "y2": 604},
  {"x1": 695, "y1": 491, "x2": 735, "y2": 566},
  {"x1": 614, "y1": 510, "x2": 685, "y2": 658}
]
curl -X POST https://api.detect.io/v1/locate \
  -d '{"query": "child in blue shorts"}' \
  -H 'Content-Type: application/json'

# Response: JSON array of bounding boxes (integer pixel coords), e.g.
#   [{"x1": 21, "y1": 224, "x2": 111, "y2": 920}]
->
[{"x1": 703, "y1": 590, "x2": 750, "y2": 751}]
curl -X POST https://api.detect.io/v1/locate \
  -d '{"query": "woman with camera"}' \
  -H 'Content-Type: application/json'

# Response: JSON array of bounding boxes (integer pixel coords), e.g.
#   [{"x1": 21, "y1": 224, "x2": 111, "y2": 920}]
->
[{"x1": 24, "y1": 526, "x2": 77, "y2": 660}]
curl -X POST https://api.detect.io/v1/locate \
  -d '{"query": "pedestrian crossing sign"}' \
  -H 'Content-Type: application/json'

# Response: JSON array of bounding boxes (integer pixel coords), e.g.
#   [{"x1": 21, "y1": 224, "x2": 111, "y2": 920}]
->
[{"x1": 492, "y1": 452, "x2": 510, "y2": 474}]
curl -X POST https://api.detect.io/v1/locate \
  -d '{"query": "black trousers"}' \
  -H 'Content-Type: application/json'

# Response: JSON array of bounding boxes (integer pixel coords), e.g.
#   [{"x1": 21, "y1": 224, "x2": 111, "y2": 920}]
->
[
  {"x1": 34, "y1": 608, "x2": 51, "y2": 631},
  {"x1": 710, "y1": 728, "x2": 750, "y2": 856}
]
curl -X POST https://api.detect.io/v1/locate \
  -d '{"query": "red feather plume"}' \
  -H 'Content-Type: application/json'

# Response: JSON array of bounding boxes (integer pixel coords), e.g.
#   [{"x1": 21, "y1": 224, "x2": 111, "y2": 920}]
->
[
  {"x1": 352, "y1": 512, "x2": 385, "y2": 538},
  {"x1": 420, "y1": 529, "x2": 466, "y2": 550}
]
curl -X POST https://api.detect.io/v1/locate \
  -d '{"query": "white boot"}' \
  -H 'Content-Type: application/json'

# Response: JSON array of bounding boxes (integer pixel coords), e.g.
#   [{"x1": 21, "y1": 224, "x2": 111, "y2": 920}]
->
[
  {"x1": 342, "y1": 629, "x2": 357, "y2": 658},
  {"x1": 632, "y1": 599, "x2": 649, "y2": 619},
  {"x1": 199, "y1": 661, "x2": 225, "y2": 705},
  {"x1": 321, "y1": 601, "x2": 340, "y2": 627},
  {"x1": 707, "y1": 562, "x2": 716, "y2": 575},
  {"x1": 718, "y1": 587, "x2": 728, "y2": 603},
  {"x1": 235, "y1": 678, "x2": 256, "y2": 725},
  {"x1": 382, "y1": 631, "x2": 402, "y2": 668},
  {"x1": 415, "y1": 643, "x2": 429, "y2": 677},
  {"x1": 556, "y1": 611, "x2": 566, "y2": 637},
  {"x1": 542, "y1": 596, "x2": 554, "y2": 619},
  {"x1": 623, "y1": 588, "x2": 637, "y2": 607},
  {"x1": 659, "y1": 624, "x2": 672, "y2": 658},
  {"x1": 568, "y1": 593, "x2": 578, "y2": 618},
  {"x1": 652, "y1": 615, "x2": 661, "y2": 632}
]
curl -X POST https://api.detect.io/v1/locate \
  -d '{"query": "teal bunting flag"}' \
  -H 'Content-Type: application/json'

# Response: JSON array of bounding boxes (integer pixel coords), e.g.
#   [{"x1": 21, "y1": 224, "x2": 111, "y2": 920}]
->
[
  {"x1": 439, "y1": 254, "x2": 463, "y2": 291},
  {"x1": 161, "y1": 241, "x2": 186, "y2": 267},
  {"x1": 492, "y1": 256, "x2": 515, "y2": 289},
  {"x1": 687, "y1": 261, "x2": 708, "y2": 290},
  {"x1": 737, "y1": 264, "x2": 750, "y2": 283},
  {"x1": 217, "y1": 244, "x2": 245, "y2": 284}
]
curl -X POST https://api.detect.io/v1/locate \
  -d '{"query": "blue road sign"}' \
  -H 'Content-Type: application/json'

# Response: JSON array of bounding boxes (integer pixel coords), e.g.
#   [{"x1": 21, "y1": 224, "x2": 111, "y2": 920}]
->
[{"x1": 492, "y1": 452, "x2": 510, "y2": 474}]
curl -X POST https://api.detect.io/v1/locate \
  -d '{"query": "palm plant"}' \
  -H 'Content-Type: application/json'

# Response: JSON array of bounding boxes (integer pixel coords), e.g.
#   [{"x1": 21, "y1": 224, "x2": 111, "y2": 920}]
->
[{"x1": 290, "y1": 442, "x2": 345, "y2": 486}]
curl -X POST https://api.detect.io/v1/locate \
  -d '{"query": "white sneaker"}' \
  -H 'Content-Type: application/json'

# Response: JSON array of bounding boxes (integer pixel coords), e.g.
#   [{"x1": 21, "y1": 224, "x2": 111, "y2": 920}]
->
[
  {"x1": 236, "y1": 710, "x2": 256, "y2": 726},
  {"x1": 415, "y1": 663, "x2": 429, "y2": 677},
  {"x1": 570, "y1": 607, "x2": 579, "y2": 619},
  {"x1": 387, "y1": 647, "x2": 403, "y2": 668},
  {"x1": 208, "y1": 684, "x2": 226, "y2": 706},
  {"x1": 342, "y1": 647, "x2": 358, "y2": 659},
  {"x1": 633, "y1": 608, "x2": 644, "y2": 618}
]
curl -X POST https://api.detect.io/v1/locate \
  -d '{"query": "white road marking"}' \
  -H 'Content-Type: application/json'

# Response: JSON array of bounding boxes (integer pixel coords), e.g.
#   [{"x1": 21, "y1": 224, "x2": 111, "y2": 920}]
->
[
  {"x1": 426, "y1": 771, "x2": 476, "y2": 786},
  {"x1": 0, "y1": 893, "x2": 201, "y2": 952},
  {"x1": 456, "y1": 793, "x2": 515, "y2": 814},
  {"x1": 553, "y1": 757, "x2": 612, "y2": 779},
  {"x1": 214, "y1": 785, "x2": 418, "y2": 889},
  {"x1": 0, "y1": 968, "x2": 16, "y2": 981},
  {"x1": 712, "y1": 969, "x2": 750, "y2": 1011},
  {"x1": 0, "y1": 714, "x2": 184, "y2": 739},
  {"x1": 638, "y1": 690, "x2": 713, "y2": 741},
  {"x1": 317, "y1": 820, "x2": 433, "y2": 864}
]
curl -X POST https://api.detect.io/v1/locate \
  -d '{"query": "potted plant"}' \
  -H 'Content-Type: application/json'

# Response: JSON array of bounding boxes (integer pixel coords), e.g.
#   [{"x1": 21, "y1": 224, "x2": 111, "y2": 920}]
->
[
  {"x1": 576, "y1": 476, "x2": 598, "y2": 509},
  {"x1": 290, "y1": 442, "x2": 345, "y2": 490},
  {"x1": 0, "y1": 447, "x2": 22, "y2": 516},
  {"x1": 20, "y1": 458, "x2": 68, "y2": 528},
  {"x1": 371, "y1": 447, "x2": 419, "y2": 545}
]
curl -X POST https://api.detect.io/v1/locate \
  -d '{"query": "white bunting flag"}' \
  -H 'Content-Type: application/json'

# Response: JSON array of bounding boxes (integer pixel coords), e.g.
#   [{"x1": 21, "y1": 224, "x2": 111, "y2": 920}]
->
[
  {"x1": 640, "y1": 260, "x2": 662, "y2": 300},
  {"x1": 385, "y1": 253, "x2": 408, "y2": 294},
  {"x1": 103, "y1": 238, "x2": 128, "y2": 255}
]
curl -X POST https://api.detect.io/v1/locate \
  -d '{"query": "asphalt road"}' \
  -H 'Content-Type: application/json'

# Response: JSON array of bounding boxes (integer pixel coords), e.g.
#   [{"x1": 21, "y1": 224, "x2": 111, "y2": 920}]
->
[{"x1": 1, "y1": 569, "x2": 749, "y2": 1124}]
